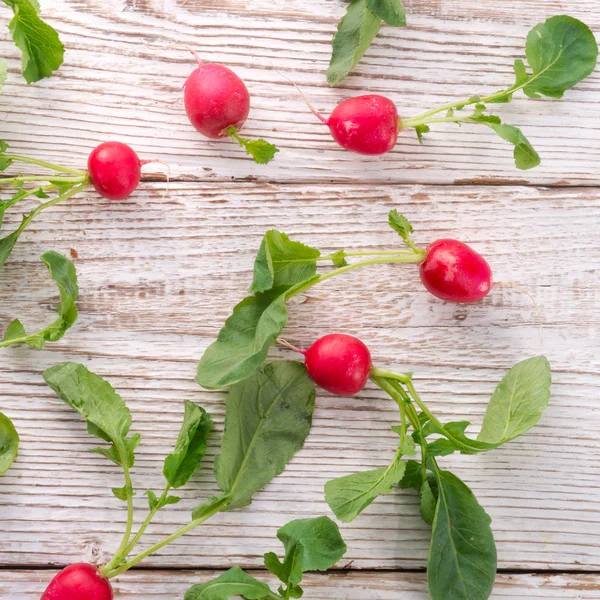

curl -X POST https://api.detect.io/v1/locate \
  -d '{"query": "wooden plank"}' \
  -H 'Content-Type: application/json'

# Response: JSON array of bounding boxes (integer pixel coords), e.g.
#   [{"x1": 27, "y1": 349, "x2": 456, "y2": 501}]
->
[
  {"x1": 0, "y1": 1, "x2": 598, "y2": 185},
  {"x1": 2, "y1": 570, "x2": 600, "y2": 599},
  {"x1": 0, "y1": 183, "x2": 598, "y2": 572}
]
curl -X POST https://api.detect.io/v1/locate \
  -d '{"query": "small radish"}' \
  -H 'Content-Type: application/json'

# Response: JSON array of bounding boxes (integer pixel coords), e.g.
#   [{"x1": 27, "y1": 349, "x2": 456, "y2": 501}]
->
[
  {"x1": 286, "y1": 334, "x2": 372, "y2": 396},
  {"x1": 325, "y1": 95, "x2": 399, "y2": 155},
  {"x1": 419, "y1": 239, "x2": 493, "y2": 303},
  {"x1": 40, "y1": 563, "x2": 113, "y2": 600},
  {"x1": 87, "y1": 141, "x2": 144, "y2": 200},
  {"x1": 293, "y1": 85, "x2": 399, "y2": 156},
  {"x1": 183, "y1": 50, "x2": 278, "y2": 164}
]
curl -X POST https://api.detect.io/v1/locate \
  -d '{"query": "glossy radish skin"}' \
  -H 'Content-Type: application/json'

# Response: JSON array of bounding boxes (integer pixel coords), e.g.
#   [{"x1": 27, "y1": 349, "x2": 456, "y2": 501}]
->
[
  {"x1": 184, "y1": 63, "x2": 250, "y2": 139},
  {"x1": 420, "y1": 239, "x2": 493, "y2": 303},
  {"x1": 327, "y1": 95, "x2": 399, "y2": 155},
  {"x1": 87, "y1": 142, "x2": 142, "y2": 200},
  {"x1": 41, "y1": 564, "x2": 113, "y2": 600},
  {"x1": 304, "y1": 334, "x2": 372, "y2": 396}
]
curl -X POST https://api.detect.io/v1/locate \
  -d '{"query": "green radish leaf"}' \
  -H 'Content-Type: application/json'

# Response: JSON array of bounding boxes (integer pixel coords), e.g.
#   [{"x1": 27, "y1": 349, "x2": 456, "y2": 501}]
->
[
  {"x1": 264, "y1": 516, "x2": 347, "y2": 596},
  {"x1": 0, "y1": 141, "x2": 8, "y2": 153},
  {"x1": 426, "y1": 421, "x2": 498, "y2": 457},
  {"x1": 112, "y1": 485, "x2": 130, "y2": 502},
  {"x1": 0, "y1": 216, "x2": 25, "y2": 270},
  {"x1": 513, "y1": 59, "x2": 529, "y2": 86},
  {"x1": 523, "y1": 16, "x2": 598, "y2": 99},
  {"x1": 419, "y1": 478, "x2": 436, "y2": 526},
  {"x1": 398, "y1": 459, "x2": 423, "y2": 491},
  {"x1": 327, "y1": 0, "x2": 381, "y2": 86},
  {"x1": 196, "y1": 288, "x2": 292, "y2": 389},
  {"x1": 0, "y1": 155, "x2": 14, "y2": 170},
  {"x1": 250, "y1": 230, "x2": 320, "y2": 294},
  {"x1": 43, "y1": 362, "x2": 141, "y2": 471},
  {"x1": 163, "y1": 400, "x2": 213, "y2": 489},
  {"x1": 0, "y1": 251, "x2": 79, "y2": 348},
  {"x1": 0, "y1": 60, "x2": 6, "y2": 92},
  {"x1": 226, "y1": 127, "x2": 279, "y2": 164},
  {"x1": 145, "y1": 490, "x2": 181, "y2": 511},
  {"x1": 2, "y1": 0, "x2": 65, "y2": 84},
  {"x1": 388, "y1": 210, "x2": 414, "y2": 245},
  {"x1": 185, "y1": 566, "x2": 273, "y2": 600},
  {"x1": 366, "y1": 0, "x2": 405, "y2": 27},
  {"x1": 414, "y1": 124, "x2": 430, "y2": 143},
  {"x1": 325, "y1": 459, "x2": 406, "y2": 522},
  {"x1": 146, "y1": 490, "x2": 159, "y2": 511},
  {"x1": 0, "y1": 412, "x2": 19, "y2": 475},
  {"x1": 478, "y1": 356, "x2": 551, "y2": 445},
  {"x1": 242, "y1": 139, "x2": 279, "y2": 165},
  {"x1": 330, "y1": 250, "x2": 348, "y2": 268},
  {"x1": 469, "y1": 113, "x2": 540, "y2": 170},
  {"x1": 49, "y1": 179, "x2": 76, "y2": 196},
  {"x1": 214, "y1": 361, "x2": 315, "y2": 510},
  {"x1": 428, "y1": 467, "x2": 497, "y2": 600},
  {"x1": 2, "y1": 319, "x2": 26, "y2": 343}
]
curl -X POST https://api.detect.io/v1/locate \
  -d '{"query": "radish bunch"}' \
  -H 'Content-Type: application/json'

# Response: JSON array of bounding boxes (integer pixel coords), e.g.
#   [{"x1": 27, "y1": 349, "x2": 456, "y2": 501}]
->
[
  {"x1": 196, "y1": 209, "x2": 493, "y2": 390},
  {"x1": 194, "y1": 215, "x2": 552, "y2": 600}
]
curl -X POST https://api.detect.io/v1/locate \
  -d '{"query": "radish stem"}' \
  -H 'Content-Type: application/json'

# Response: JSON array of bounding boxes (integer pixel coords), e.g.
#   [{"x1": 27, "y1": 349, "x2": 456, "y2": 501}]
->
[
  {"x1": 101, "y1": 495, "x2": 229, "y2": 579},
  {"x1": 2, "y1": 154, "x2": 86, "y2": 176}
]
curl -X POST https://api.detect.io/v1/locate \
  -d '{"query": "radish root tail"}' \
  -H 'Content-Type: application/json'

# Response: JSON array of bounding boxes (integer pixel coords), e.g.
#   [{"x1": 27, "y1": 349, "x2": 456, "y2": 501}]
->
[
  {"x1": 277, "y1": 337, "x2": 306, "y2": 355},
  {"x1": 277, "y1": 71, "x2": 328, "y2": 124}
]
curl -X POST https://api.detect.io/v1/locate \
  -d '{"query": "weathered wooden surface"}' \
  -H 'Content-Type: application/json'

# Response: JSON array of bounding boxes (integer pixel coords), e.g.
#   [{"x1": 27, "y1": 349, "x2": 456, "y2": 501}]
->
[
  {"x1": 3, "y1": 571, "x2": 600, "y2": 600},
  {"x1": 1, "y1": 0, "x2": 599, "y2": 597},
  {"x1": 0, "y1": 1, "x2": 599, "y2": 185},
  {"x1": 0, "y1": 184, "x2": 598, "y2": 577}
]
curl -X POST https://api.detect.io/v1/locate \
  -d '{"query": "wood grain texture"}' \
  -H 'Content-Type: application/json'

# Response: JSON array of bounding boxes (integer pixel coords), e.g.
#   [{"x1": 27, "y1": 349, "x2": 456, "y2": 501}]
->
[
  {"x1": 0, "y1": 0, "x2": 598, "y2": 185},
  {"x1": 3, "y1": 570, "x2": 600, "y2": 600},
  {"x1": 1, "y1": 1, "x2": 600, "y2": 597},
  {"x1": 0, "y1": 183, "x2": 598, "y2": 575}
]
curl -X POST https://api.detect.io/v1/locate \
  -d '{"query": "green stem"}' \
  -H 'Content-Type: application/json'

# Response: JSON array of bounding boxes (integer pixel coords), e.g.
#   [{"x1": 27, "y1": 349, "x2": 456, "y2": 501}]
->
[
  {"x1": 121, "y1": 486, "x2": 171, "y2": 558},
  {"x1": 370, "y1": 367, "x2": 412, "y2": 384},
  {"x1": 101, "y1": 495, "x2": 228, "y2": 579},
  {"x1": 401, "y1": 85, "x2": 519, "y2": 129},
  {"x1": 285, "y1": 253, "x2": 425, "y2": 301},
  {"x1": 103, "y1": 449, "x2": 136, "y2": 574},
  {"x1": 0, "y1": 175, "x2": 87, "y2": 186},
  {"x1": 3, "y1": 154, "x2": 86, "y2": 176},
  {"x1": 403, "y1": 379, "x2": 476, "y2": 456},
  {"x1": 319, "y1": 249, "x2": 418, "y2": 261},
  {"x1": 371, "y1": 376, "x2": 428, "y2": 479},
  {"x1": 0, "y1": 184, "x2": 55, "y2": 213},
  {"x1": 0, "y1": 183, "x2": 88, "y2": 250}
]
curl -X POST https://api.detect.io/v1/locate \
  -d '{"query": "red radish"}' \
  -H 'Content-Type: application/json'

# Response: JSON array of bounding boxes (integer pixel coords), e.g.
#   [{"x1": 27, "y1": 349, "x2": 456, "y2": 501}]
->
[
  {"x1": 295, "y1": 87, "x2": 399, "y2": 155},
  {"x1": 184, "y1": 60, "x2": 250, "y2": 139},
  {"x1": 182, "y1": 50, "x2": 278, "y2": 163},
  {"x1": 40, "y1": 563, "x2": 113, "y2": 600},
  {"x1": 87, "y1": 141, "x2": 143, "y2": 200},
  {"x1": 419, "y1": 239, "x2": 493, "y2": 303},
  {"x1": 302, "y1": 334, "x2": 372, "y2": 396},
  {"x1": 326, "y1": 95, "x2": 399, "y2": 155}
]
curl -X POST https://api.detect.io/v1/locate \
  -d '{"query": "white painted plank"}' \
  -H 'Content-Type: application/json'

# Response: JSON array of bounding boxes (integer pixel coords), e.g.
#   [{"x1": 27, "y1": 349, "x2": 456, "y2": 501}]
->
[
  {"x1": 0, "y1": 1, "x2": 598, "y2": 185},
  {"x1": 2, "y1": 570, "x2": 600, "y2": 599},
  {"x1": 0, "y1": 183, "x2": 598, "y2": 572}
]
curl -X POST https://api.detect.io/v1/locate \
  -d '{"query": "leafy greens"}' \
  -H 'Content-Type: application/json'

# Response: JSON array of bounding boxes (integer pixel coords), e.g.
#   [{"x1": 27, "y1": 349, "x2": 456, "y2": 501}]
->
[
  {"x1": 1, "y1": 0, "x2": 64, "y2": 86},
  {"x1": 0, "y1": 251, "x2": 79, "y2": 349},
  {"x1": 185, "y1": 516, "x2": 346, "y2": 600},
  {"x1": 328, "y1": 0, "x2": 406, "y2": 86},
  {"x1": 401, "y1": 16, "x2": 599, "y2": 170},
  {"x1": 0, "y1": 411, "x2": 19, "y2": 475}
]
